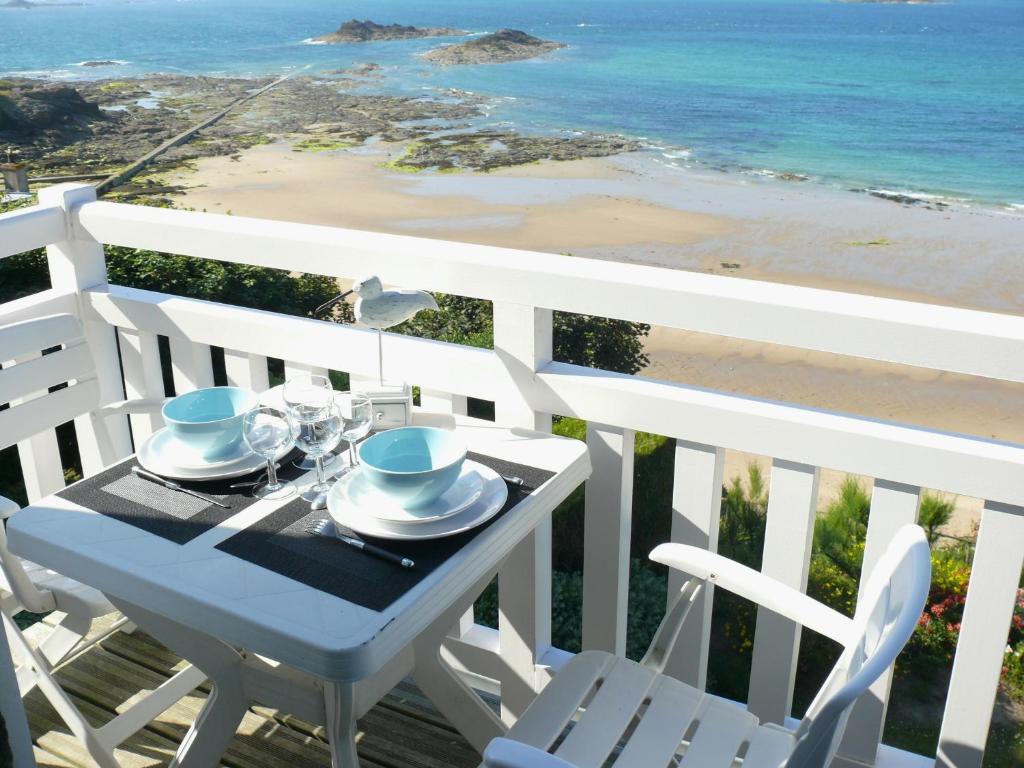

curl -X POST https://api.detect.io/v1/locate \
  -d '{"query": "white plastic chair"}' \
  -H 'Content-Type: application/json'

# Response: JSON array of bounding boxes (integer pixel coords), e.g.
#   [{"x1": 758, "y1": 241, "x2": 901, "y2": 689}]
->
[
  {"x1": 482, "y1": 524, "x2": 931, "y2": 768},
  {"x1": 0, "y1": 313, "x2": 205, "y2": 767}
]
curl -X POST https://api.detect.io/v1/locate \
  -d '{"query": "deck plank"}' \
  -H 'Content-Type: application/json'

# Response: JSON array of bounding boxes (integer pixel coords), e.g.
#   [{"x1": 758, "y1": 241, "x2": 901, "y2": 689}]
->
[{"x1": 24, "y1": 620, "x2": 481, "y2": 768}]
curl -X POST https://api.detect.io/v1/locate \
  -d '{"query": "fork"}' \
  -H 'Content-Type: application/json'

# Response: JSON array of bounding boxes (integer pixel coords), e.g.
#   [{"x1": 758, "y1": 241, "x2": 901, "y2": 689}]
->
[{"x1": 306, "y1": 518, "x2": 415, "y2": 569}]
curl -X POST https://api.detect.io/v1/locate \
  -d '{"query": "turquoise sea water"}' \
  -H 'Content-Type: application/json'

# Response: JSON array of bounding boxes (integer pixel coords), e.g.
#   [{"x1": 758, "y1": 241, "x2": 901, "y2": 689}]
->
[{"x1": 2, "y1": 0, "x2": 1022, "y2": 207}]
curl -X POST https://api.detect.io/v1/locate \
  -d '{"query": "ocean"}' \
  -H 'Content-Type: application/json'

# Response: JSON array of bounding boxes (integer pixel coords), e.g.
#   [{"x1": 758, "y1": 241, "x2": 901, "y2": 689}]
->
[{"x1": 2, "y1": 0, "x2": 1022, "y2": 208}]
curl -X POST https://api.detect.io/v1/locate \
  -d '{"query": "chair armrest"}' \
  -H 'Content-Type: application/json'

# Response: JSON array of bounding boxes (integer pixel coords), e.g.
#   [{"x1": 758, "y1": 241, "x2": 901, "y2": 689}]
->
[
  {"x1": 649, "y1": 543, "x2": 853, "y2": 644},
  {"x1": 95, "y1": 397, "x2": 170, "y2": 418},
  {"x1": 484, "y1": 739, "x2": 578, "y2": 768},
  {"x1": 0, "y1": 496, "x2": 20, "y2": 520}
]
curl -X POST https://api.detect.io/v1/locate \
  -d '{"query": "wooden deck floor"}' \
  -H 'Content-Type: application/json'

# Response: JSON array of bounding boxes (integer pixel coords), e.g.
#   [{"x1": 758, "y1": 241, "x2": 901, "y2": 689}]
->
[{"x1": 23, "y1": 617, "x2": 482, "y2": 767}]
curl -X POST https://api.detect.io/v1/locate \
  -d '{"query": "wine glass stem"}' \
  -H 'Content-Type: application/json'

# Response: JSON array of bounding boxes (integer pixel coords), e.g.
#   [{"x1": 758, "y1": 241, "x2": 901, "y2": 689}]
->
[
  {"x1": 348, "y1": 441, "x2": 358, "y2": 466},
  {"x1": 265, "y1": 458, "x2": 280, "y2": 489},
  {"x1": 315, "y1": 455, "x2": 327, "y2": 487}
]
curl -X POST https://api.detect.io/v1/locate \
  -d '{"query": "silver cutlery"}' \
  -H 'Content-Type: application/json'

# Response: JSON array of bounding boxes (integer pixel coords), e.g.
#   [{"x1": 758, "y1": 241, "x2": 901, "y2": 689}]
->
[
  {"x1": 306, "y1": 518, "x2": 415, "y2": 569},
  {"x1": 502, "y1": 474, "x2": 524, "y2": 486},
  {"x1": 131, "y1": 466, "x2": 231, "y2": 509}
]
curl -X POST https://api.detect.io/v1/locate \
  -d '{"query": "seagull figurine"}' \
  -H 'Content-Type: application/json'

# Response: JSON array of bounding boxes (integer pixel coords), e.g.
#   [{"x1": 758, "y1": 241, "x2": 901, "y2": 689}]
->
[{"x1": 316, "y1": 276, "x2": 438, "y2": 386}]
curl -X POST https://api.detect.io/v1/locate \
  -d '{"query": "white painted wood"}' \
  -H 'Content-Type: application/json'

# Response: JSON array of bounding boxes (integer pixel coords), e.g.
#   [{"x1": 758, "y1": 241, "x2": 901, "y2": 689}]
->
[
  {"x1": 493, "y1": 302, "x2": 554, "y2": 723},
  {"x1": 0, "y1": 202, "x2": 66, "y2": 259},
  {"x1": 87, "y1": 285, "x2": 505, "y2": 401},
  {"x1": 74, "y1": 198, "x2": 1024, "y2": 382},
  {"x1": 420, "y1": 388, "x2": 468, "y2": 415},
  {"x1": 117, "y1": 328, "x2": 166, "y2": 444},
  {"x1": 663, "y1": 440, "x2": 724, "y2": 688},
  {"x1": 0, "y1": 289, "x2": 77, "y2": 327},
  {"x1": 581, "y1": 423, "x2": 635, "y2": 655},
  {"x1": 747, "y1": 459, "x2": 820, "y2": 725},
  {"x1": 534, "y1": 362, "x2": 1024, "y2": 509},
  {"x1": 493, "y1": 302, "x2": 552, "y2": 432},
  {"x1": 283, "y1": 360, "x2": 329, "y2": 382},
  {"x1": 840, "y1": 480, "x2": 921, "y2": 765},
  {"x1": 168, "y1": 335, "x2": 215, "y2": 393},
  {"x1": 936, "y1": 502, "x2": 1024, "y2": 768},
  {"x1": 0, "y1": 313, "x2": 83, "y2": 361},
  {"x1": 2, "y1": 380, "x2": 101, "y2": 452},
  {"x1": 38, "y1": 185, "x2": 131, "y2": 475},
  {"x1": 0, "y1": 342, "x2": 93, "y2": 406},
  {"x1": 222, "y1": 349, "x2": 269, "y2": 392}
]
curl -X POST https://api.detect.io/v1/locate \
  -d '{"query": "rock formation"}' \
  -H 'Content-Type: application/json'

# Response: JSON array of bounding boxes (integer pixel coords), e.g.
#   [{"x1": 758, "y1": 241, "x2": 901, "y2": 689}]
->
[
  {"x1": 424, "y1": 29, "x2": 566, "y2": 65},
  {"x1": 314, "y1": 19, "x2": 465, "y2": 44}
]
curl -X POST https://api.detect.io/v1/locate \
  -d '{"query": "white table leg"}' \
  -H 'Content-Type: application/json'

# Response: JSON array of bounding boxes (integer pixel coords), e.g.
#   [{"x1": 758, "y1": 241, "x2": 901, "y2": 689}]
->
[
  {"x1": 412, "y1": 573, "x2": 506, "y2": 753},
  {"x1": 324, "y1": 681, "x2": 361, "y2": 768},
  {"x1": 109, "y1": 598, "x2": 249, "y2": 768}
]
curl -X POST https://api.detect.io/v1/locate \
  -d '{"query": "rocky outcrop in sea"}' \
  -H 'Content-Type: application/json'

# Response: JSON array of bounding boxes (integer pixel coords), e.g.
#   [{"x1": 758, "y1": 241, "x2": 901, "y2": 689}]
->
[
  {"x1": 424, "y1": 29, "x2": 566, "y2": 65},
  {"x1": 313, "y1": 19, "x2": 465, "y2": 44}
]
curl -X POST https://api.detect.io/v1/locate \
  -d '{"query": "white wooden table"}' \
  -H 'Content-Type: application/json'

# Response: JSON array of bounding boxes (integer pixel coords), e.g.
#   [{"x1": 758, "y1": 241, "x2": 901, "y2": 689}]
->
[{"x1": 7, "y1": 415, "x2": 591, "y2": 767}]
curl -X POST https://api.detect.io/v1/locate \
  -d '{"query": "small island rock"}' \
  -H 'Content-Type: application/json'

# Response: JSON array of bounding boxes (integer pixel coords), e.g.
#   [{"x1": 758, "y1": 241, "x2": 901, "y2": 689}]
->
[
  {"x1": 424, "y1": 29, "x2": 567, "y2": 65},
  {"x1": 314, "y1": 19, "x2": 466, "y2": 44}
]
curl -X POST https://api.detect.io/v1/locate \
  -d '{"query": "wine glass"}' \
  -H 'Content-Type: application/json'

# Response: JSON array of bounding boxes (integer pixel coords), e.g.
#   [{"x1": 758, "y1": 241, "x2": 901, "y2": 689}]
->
[
  {"x1": 338, "y1": 392, "x2": 374, "y2": 471},
  {"x1": 283, "y1": 374, "x2": 338, "y2": 470},
  {"x1": 289, "y1": 400, "x2": 343, "y2": 501},
  {"x1": 242, "y1": 407, "x2": 296, "y2": 500}
]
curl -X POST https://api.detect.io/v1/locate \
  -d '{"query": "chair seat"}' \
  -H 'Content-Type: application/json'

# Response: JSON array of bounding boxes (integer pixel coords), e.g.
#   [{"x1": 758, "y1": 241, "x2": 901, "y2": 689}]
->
[
  {"x1": 492, "y1": 651, "x2": 796, "y2": 768},
  {"x1": 20, "y1": 560, "x2": 114, "y2": 619}
]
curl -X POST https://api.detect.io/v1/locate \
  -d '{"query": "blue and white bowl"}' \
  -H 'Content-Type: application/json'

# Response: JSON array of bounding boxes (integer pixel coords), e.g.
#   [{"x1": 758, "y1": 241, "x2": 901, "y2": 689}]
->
[
  {"x1": 161, "y1": 386, "x2": 259, "y2": 461},
  {"x1": 358, "y1": 427, "x2": 467, "y2": 509}
]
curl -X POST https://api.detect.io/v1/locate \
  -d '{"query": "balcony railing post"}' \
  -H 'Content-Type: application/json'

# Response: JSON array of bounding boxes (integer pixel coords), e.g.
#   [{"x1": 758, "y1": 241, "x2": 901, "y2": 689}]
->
[
  {"x1": 936, "y1": 501, "x2": 1024, "y2": 768},
  {"x1": 117, "y1": 328, "x2": 165, "y2": 445},
  {"x1": 37, "y1": 184, "x2": 131, "y2": 476},
  {"x1": 747, "y1": 458, "x2": 820, "y2": 724},
  {"x1": 581, "y1": 423, "x2": 635, "y2": 656},
  {"x1": 839, "y1": 479, "x2": 921, "y2": 765},
  {"x1": 662, "y1": 440, "x2": 725, "y2": 688},
  {"x1": 493, "y1": 302, "x2": 553, "y2": 723}
]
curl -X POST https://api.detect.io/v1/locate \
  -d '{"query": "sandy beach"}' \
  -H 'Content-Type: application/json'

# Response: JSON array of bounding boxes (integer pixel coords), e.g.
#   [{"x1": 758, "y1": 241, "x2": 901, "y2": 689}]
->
[{"x1": 169, "y1": 140, "x2": 1024, "y2": 534}]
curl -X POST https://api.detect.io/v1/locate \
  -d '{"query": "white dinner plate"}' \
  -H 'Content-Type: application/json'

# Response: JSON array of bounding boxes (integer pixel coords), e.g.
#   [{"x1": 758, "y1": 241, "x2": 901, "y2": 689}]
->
[
  {"x1": 327, "y1": 461, "x2": 508, "y2": 540},
  {"x1": 137, "y1": 428, "x2": 292, "y2": 481},
  {"x1": 339, "y1": 463, "x2": 485, "y2": 524}
]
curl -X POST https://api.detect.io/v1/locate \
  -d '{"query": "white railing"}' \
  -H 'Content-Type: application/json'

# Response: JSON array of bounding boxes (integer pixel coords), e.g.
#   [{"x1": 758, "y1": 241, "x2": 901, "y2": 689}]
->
[{"x1": 3, "y1": 183, "x2": 1024, "y2": 768}]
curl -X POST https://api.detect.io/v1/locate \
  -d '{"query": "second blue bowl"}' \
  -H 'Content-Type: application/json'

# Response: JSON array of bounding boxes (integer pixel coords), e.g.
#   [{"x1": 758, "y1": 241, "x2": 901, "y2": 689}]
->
[{"x1": 358, "y1": 427, "x2": 467, "y2": 509}]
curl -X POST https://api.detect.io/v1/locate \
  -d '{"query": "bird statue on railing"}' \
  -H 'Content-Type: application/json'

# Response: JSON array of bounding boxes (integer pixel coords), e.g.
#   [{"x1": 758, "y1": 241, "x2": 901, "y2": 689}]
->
[{"x1": 316, "y1": 276, "x2": 438, "y2": 386}]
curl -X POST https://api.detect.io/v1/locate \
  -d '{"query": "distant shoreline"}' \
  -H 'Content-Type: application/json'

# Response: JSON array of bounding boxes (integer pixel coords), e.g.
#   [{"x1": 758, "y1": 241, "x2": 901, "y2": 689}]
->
[{"x1": 3, "y1": 72, "x2": 1020, "y2": 215}]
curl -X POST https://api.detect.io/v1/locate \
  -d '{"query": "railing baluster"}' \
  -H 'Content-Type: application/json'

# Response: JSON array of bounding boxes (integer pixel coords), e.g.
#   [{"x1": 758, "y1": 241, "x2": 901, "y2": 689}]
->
[
  {"x1": 223, "y1": 349, "x2": 270, "y2": 392},
  {"x1": 168, "y1": 336, "x2": 214, "y2": 393},
  {"x1": 747, "y1": 459, "x2": 820, "y2": 724},
  {"x1": 936, "y1": 501, "x2": 1024, "y2": 768},
  {"x1": 581, "y1": 424, "x2": 635, "y2": 656},
  {"x1": 39, "y1": 184, "x2": 132, "y2": 476},
  {"x1": 420, "y1": 388, "x2": 468, "y2": 415},
  {"x1": 662, "y1": 440, "x2": 725, "y2": 688},
  {"x1": 493, "y1": 302, "x2": 553, "y2": 723},
  {"x1": 840, "y1": 479, "x2": 921, "y2": 765},
  {"x1": 8, "y1": 353, "x2": 66, "y2": 502},
  {"x1": 284, "y1": 361, "x2": 329, "y2": 382},
  {"x1": 117, "y1": 328, "x2": 165, "y2": 445}
]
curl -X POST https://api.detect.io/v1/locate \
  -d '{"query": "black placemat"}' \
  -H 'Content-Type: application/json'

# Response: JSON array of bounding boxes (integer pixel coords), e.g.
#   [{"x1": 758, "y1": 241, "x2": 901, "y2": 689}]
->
[
  {"x1": 215, "y1": 452, "x2": 556, "y2": 612},
  {"x1": 58, "y1": 451, "x2": 304, "y2": 545}
]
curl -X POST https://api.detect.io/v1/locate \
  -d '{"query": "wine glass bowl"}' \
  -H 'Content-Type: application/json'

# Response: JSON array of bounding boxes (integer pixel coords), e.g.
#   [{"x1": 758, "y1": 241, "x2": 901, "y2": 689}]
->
[
  {"x1": 289, "y1": 400, "x2": 344, "y2": 500},
  {"x1": 242, "y1": 406, "x2": 296, "y2": 499},
  {"x1": 282, "y1": 374, "x2": 338, "y2": 471},
  {"x1": 338, "y1": 392, "x2": 374, "y2": 471}
]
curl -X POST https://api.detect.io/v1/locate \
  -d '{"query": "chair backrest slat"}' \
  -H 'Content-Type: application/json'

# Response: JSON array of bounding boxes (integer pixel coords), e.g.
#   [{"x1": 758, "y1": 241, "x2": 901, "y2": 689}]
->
[
  {"x1": 0, "y1": 313, "x2": 84, "y2": 362},
  {"x1": 0, "y1": 340, "x2": 95, "y2": 406},
  {"x1": 0, "y1": 379, "x2": 101, "y2": 453},
  {"x1": 787, "y1": 524, "x2": 930, "y2": 768},
  {"x1": 0, "y1": 313, "x2": 101, "y2": 451}
]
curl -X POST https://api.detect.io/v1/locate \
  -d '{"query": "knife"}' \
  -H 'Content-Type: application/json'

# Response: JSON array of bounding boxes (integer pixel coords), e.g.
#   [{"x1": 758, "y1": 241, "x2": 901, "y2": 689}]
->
[{"x1": 132, "y1": 466, "x2": 231, "y2": 509}]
